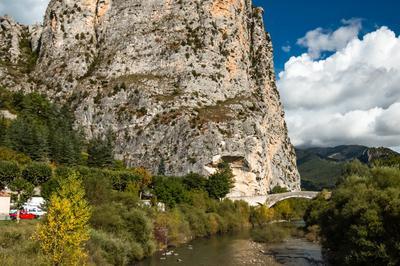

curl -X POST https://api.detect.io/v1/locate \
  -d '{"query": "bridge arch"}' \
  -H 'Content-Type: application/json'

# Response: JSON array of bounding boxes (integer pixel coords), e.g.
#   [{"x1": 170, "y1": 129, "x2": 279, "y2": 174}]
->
[
  {"x1": 264, "y1": 192, "x2": 319, "y2": 208},
  {"x1": 228, "y1": 191, "x2": 320, "y2": 208}
]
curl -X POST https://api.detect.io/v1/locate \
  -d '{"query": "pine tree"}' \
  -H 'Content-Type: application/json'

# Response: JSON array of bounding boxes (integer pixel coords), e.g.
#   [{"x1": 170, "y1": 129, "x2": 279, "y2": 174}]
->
[
  {"x1": 87, "y1": 129, "x2": 114, "y2": 167},
  {"x1": 157, "y1": 158, "x2": 166, "y2": 175},
  {"x1": 0, "y1": 117, "x2": 9, "y2": 146},
  {"x1": 33, "y1": 172, "x2": 91, "y2": 265}
]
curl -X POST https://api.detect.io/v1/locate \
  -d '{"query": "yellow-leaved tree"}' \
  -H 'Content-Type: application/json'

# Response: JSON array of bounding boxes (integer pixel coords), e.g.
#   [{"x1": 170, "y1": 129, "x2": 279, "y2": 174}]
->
[{"x1": 33, "y1": 172, "x2": 91, "y2": 265}]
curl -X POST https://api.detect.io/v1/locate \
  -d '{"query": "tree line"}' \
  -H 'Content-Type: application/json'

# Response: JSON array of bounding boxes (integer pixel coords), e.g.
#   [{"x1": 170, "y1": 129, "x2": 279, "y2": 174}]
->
[
  {"x1": 305, "y1": 160, "x2": 400, "y2": 265},
  {"x1": 0, "y1": 89, "x2": 114, "y2": 167}
]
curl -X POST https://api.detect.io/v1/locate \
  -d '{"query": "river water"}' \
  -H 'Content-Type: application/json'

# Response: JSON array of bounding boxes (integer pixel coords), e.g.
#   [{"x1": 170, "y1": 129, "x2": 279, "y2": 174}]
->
[{"x1": 136, "y1": 225, "x2": 325, "y2": 266}]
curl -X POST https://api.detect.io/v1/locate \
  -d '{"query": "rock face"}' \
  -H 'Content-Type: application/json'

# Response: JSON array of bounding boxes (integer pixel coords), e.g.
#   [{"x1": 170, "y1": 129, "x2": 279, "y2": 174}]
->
[{"x1": 0, "y1": 0, "x2": 300, "y2": 196}]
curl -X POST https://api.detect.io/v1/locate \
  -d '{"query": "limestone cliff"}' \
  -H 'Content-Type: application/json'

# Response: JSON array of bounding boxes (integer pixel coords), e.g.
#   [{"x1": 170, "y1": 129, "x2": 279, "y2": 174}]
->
[{"x1": 0, "y1": 0, "x2": 300, "y2": 196}]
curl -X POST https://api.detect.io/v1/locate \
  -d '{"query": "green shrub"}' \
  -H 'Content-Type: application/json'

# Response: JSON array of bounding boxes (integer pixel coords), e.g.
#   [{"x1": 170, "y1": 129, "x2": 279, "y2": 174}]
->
[
  {"x1": 183, "y1": 172, "x2": 207, "y2": 191},
  {"x1": 154, "y1": 208, "x2": 191, "y2": 247},
  {"x1": 181, "y1": 204, "x2": 210, "y2": 237},
  {"x1": 0, "y1": 160, "x2": 21, "y2": 188},
  {"x1": 123, "y1": 209, "x2": 154, "y2": 247},
  {"x1": 89, "y1": 229, "x2": 138, "y2": 265},
  {"x1": 41, "y1": 177, "x2": 62, "y2": 201},
  {"x1": 250, "y1": 205, "x2": 275, "y2": 227},
  {"x1": 22, "y1": 162, "x2": 52, "y2": 186},
  {"x1": 112, "y1": 170, "x2": 141, "y2": 191},
  {"x1": 153, "y1": 176, "x2": 188, "y2": 208},
  {"x1": 306, "y1": 166, "x2": 400, "y2": 265},
  {"x1": 185, "y1": 190, "x2": 209, "y2": 210},
  {"x1": 270, "y1": 185, "x2": 289, "y2": 194},
  {"x1": 0, "y1": 147, "x2": 31, "y2": 164},
  {"x1": 79, "y1": 167, "x2": 113, "y2": 206},
  {"x1": 251, "y1": 224, "x2": 291, "y2": 243},
  {"x1": 0, "y1": 221, "x2": 46, "y2": 266}
]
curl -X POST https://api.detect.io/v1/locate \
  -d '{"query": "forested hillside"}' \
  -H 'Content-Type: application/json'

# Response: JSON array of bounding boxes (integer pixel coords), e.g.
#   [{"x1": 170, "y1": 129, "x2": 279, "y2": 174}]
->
[{"x1": 296, "y1": 145, "x2": 400, "y2": 190}]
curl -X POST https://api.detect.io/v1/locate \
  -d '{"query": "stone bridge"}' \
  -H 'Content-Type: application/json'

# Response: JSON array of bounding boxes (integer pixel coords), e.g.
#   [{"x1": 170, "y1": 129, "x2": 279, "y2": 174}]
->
[{"x1": 228, "y1": 191, "x2": 320, "y2": 208}]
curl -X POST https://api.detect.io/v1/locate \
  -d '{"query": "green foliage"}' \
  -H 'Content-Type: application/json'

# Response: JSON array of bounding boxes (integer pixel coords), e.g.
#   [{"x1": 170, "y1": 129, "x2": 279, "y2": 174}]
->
[
  {"x1": 305, "y1": 166, "x2": 400, "y2": 265},
  {"x1": 182, "y1": 172, "x2": 207, "y2": 191},
  {"x1": 123, "y1": 209, "x2": 154, "y2": 250},
  {"x1": 0, "y1": 118, "x2": 10, "y2": 146},
  {"x1": 341, "y1": 159, "x2": 371, "y2": 180},
  {"x1": 270, "y1": 185, "x2": 289, "y2": 194},
  {"x1": 274, "y1": 200, "x2": 294, "y2": 221},
  {"x1": 112, "y1": 171, "x2": 139, "y2": 191},
  {"x1": 0, "y1": 146, "x2": 31, "y2": 164},
  {"x1": 89, "y1": 195, "x2": 154, "y2": 264},
  {"x1": 0, "y1": 221, "x2": 47, "y2": 266},
  {"x1": 216, "y1": 199, "x2": 251, "y2": 231},
  {"x1": 89, "y1": 229, "x2": 142, "y2": 265},
  {"x1": 34, "y1": 172, "x2": 91, "y2": 265},
  {"x1": 273, "y1": 198, "x2": 310, "y2": 221},
  {"x1": 251, "y1": 223, "x2": 291, "y2": 243},
  {"x1": 0, "y1": 89, "x2": 84, "y2": 164},
  {"x1": 1, "y1": 159, "x2": 297, "y2": 265},
  {"x1": 157, "y1": 158, "x2": 166, "y2": 175},
  {"x1": 250, "y1": 205, "x2": 275, "y2": 227},
  {"x1": 8, "y1": 116, "x2": 50, "y2": 161},
  {"x1": 9, "y1": 178, "x2": 34, "y2": 210},
  {"x1": 206, "y1": 163, "x2": 235, "y2": 199},
  {"x1": 0, "y1": 160, "x2": 21, "y2": 189},
  {"x1": 298, "y1": 155, "x2": 344, "y2": 190},
  {"x1": 22, "y1": 162, "x2": 52, "y2": 186},
  {"x1": 153, "y1": 176, "x2": 188, "y2": 208},
  {"x1": 41, "y1": 177, "x2": 61, "y2": 201},
  {"x1": 19, "y1": 33, "x2": 38, "y2": 73},
  {"x1": 154, "y1": 208, "x2": 191, "y2": 247},
  {"x1": 87, "y1": 130, "x2": 114, "y2": 168}
]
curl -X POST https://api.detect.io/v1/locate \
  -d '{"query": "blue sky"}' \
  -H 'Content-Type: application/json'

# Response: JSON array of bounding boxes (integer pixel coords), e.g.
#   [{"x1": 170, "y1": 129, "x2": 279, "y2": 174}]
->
[{"x1": 254, "y1": 0, "x2": 400, "y2": 72}]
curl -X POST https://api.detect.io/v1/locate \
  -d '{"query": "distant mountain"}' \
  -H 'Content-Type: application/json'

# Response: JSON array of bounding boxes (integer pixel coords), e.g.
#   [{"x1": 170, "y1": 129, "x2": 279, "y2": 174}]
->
[{"x1": 296, "y1": 145, "x2": 400, "y2": 190}]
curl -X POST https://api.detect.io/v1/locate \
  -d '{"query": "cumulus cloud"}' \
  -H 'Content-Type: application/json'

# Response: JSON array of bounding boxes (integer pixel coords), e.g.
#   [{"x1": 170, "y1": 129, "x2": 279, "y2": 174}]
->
[
  {"x1": 0, "y1": 0, "x2": 49, "y2": 25},
  {"x1": 278, "y1": 26, "x2": 400, "y2": 150},
  {"x1": 297, "y1": 18, "x2": 362, "y2": 59}
]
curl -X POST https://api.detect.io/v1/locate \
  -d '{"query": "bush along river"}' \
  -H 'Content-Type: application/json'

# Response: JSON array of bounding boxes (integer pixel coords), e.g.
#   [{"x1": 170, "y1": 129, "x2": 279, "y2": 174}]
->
[{"x1": 136, "y1": 221, "x2": 325, "y2": 266}]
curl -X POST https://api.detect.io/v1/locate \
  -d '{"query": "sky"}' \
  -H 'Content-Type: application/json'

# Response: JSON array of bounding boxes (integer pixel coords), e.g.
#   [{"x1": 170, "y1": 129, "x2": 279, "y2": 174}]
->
[{"x1": 1, "y1": 0, "x2": 400, "y2": 150}]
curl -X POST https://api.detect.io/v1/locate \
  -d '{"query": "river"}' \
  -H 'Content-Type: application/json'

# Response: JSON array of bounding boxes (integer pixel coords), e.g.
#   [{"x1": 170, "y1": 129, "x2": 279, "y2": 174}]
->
[{"x1": 136, "y1": 223, "x2": 325, "y2": 266}]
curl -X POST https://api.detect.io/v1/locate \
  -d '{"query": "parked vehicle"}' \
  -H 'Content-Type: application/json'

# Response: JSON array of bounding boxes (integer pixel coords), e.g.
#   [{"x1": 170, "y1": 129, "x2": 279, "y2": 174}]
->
[
  {"x1": 26, "y1": 207, "x2": 46, "y2": 217},
  {"x1": 9, "y1": 210, "x2": 37, "y2": 220}
]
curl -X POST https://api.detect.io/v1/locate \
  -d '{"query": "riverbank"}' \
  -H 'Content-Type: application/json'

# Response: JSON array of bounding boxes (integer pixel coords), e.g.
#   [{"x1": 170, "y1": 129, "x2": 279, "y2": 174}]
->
[{"x1": 137, "y1": 223, "x2": 325, "y2": 266}]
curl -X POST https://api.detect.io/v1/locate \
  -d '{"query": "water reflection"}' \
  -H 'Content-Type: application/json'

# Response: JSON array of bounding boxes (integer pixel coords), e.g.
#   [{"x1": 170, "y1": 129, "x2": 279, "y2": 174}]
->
[{"x1": 136, "y1": 226, "x2": 324, "y2": 266}]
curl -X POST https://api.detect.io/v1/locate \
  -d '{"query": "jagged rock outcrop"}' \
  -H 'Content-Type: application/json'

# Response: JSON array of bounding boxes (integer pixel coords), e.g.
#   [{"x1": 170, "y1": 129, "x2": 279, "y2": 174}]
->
[{"x1": 0, "y1": 0, "x2": 300, "y2": 196}]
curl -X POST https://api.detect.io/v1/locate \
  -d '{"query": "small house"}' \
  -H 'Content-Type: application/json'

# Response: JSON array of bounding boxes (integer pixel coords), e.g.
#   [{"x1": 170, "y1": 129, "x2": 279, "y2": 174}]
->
[{"x1": 0, "y1": 191, "x2": 11, "y2": 220}]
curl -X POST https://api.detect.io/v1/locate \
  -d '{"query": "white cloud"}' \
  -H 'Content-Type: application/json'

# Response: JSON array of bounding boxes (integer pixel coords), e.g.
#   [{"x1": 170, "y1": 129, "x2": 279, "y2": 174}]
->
[
  {"x1": 282, "y1": 45, "x2": 291, "y2": 53},
  {"x1": 0, "y1": 0, "x2": 49, "y2": 25},
  {"x1": 278, "y1": 26, "x2": 400, "y2": 150},
  {"x1": 297, "y1": 18, "x2": 362, "y2": 59}
]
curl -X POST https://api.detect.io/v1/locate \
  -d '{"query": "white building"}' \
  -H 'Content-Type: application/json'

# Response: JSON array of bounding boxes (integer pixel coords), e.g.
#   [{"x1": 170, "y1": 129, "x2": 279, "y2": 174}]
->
[{"x1": 0, "y1": 191, "x2": 11, "y2": 220}]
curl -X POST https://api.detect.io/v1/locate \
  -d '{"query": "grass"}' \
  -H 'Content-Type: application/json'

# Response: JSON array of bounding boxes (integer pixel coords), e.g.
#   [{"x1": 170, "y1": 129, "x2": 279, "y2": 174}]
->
[{"x1": 0, "y1": 220, "x2": 48, "y2": 266}]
